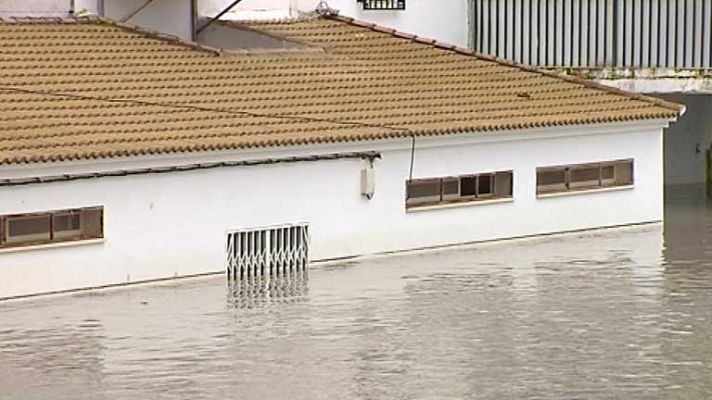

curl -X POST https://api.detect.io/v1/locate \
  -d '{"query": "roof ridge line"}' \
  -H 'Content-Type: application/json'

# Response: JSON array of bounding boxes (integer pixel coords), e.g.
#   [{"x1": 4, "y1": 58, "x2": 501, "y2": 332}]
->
[
  {"x1": 0, "y1": 16, "x2": 82, "y2": 23},
  {"x1": 326, "y1": 14, "x2": 684, "y2": 116},
  {"x1": 0, "y1": 15, "x2": 224, "y2": 56},
  {"x1": 220, "y1": 13, "x2": 321, "y2": 25}
]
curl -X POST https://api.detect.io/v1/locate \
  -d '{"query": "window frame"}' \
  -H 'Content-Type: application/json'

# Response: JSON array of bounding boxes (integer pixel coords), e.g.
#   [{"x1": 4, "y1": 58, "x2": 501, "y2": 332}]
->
[
  {"x1": 0, "y1": 206, "x2": 104, "y2": 250},
  {"x1": 406, "y1": 170, "x2": 514, "y2": 209},
  {"x1": 4, "y1": 213, "x2": 52, "y2": 245},
  {"x1": 536, "y1": 159, "x2": 634, "y2": 196},
  {"x1": 52, "y1": 211, "x2": 82, "y2": 240}
]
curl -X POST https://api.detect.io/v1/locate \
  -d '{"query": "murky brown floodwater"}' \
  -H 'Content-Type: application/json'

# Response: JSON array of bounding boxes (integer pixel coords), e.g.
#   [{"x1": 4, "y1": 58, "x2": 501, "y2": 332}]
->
[{"x1": 1, "y1": 185, "x2": 712, "y2": 399}]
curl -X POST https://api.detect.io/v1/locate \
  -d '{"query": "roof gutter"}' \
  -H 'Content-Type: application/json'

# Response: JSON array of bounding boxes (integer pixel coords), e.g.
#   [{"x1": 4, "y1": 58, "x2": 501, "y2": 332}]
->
[{"x1": 0, "y1": 151, "x2": 381, "y2": 187}]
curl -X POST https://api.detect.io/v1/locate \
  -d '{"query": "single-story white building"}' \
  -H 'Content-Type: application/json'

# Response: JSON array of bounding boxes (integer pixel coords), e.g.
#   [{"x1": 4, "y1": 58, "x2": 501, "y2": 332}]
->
[{"x1": 0, "y1": 14, "x2": 681, "y2": 299}]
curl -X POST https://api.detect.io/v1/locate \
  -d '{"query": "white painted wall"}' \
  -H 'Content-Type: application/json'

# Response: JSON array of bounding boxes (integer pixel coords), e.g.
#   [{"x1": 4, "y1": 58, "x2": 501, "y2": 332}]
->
[
  {"x1": 0, "y1": 0, "x2": 69, "y2": 16},
  {"x1": 7, "y1": 0, "x2": 468, "y2": 45},
  {"x1": 4, "y1": 0, "x2": 194, "y2": 39},
  {"x1": 199, "y1": 0, "x2": 299, "y2": 20},
  {"x1": 0, "y1": 121, "x2": 667, "y2": 299},
  {"x1": 204, "y1": 0, "x2": 470, "y2": 47},
  {"x1": 103, "y1": 0, "x2": 193, "y2": 40}
]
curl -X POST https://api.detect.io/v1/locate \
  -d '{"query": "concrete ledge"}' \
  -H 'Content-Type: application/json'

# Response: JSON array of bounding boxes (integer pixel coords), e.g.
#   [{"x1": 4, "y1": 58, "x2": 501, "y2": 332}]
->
[
  {"x1": 406, "y1": 197, "x2": 514, "y2": 213},
  {"x1": 537, "y1": 185, "x2": 634, "y2": 199},
  {"x1": 0, "y1": 238, "x2": 104, "y2": 255}
]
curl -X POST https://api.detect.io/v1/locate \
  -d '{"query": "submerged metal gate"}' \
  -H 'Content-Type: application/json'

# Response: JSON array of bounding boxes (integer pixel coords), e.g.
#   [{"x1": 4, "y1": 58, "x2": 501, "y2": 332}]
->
[{"x1": 226, "y1": 223, "x2": 309, "y2": 279}]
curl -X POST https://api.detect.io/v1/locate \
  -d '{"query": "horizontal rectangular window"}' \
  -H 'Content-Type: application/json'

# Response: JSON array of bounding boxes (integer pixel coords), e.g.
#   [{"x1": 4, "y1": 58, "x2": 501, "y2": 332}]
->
[
  {"x1": 0, "y1": 207, "x2": 103, "y2": 249},
  {"x1": 406, "y1": 171, "x2": 513, "y2": 209},
  {"x1": 536, "y1": 159, "x2": 634, "y2": 195}
]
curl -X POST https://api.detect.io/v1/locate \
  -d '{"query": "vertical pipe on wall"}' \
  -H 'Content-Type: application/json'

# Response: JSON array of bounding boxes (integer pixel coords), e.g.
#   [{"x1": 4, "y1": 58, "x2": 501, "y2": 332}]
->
[
  {"x1": 529, "y1": 0, "x2": 539, "y2": 65},
  {"x1": 482, "y1": 0, "x2": 490, "y2": 54},
  {"x1": 580, "y1": 0, "x2": 589, "y2": 66},
  {"x1": 678, "y1": 0, "x2": 685, "y2": 67},
  {"x1": 641, "y1": 0, "x2": 649, "y2": 66},
  {"x1": 514, "y1": 0, "x2": 522, "y2": 62},
  {"x1": 661, "y1": 0, "x2": 669, "y2": 67},
  {"x1": 190, "y1": 0, "x2": 198, "y2": 41},
  {"x1": 623, "y1": 0, "x2": 631, "y2": 66},
  {"x1": 498, "y1": 0, "x2": 506, "y2": 58},
  {"x1": 693, "y1": 0, "x2": 703, "y2": 68},
  {"x1": 572, "y1": 0, "x2": 580, "y2": 66},
  {"x1": 703, "y1": 0, "x2": 711, "y2": 68},
  {"x1": 522, "y1": 0, "x2": 530, "y2": 64},
  {"x1": 684, "y1": 0, "x2": 693, "y2": 67},
  {"x1": 650, "y1": 0, "x2": 659, "y2": 67},
  {"x1": 506, "y1": 0, "x2": 514, "y2": 60},
  {"x1": 609, "y1": 0, "x2": 617, "y2": 66},
  {"x1": 539, "y1": 0, "x2": 547, "y2": 65},
  {"x1": 550, "y1": 0, "x2": 555, "y2": 65}
]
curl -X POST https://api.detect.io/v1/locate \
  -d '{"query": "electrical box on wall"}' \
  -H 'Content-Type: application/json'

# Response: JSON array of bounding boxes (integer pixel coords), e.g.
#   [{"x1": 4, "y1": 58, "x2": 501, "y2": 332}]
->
[{"x1": 361, "y1": 166, "x2": 375, "y2": 199}]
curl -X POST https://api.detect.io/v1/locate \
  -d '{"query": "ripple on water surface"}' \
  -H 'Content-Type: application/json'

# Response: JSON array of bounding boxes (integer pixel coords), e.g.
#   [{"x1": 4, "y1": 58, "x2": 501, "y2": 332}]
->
[{"x1": 1, "y1": 185, "x2": 712, "y2": 399}]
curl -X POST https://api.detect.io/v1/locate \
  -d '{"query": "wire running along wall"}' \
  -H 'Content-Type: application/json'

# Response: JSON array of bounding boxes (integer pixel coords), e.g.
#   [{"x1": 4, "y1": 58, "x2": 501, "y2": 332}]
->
[{"x1": 471, "y1": 0, "x2": 712, "y2": 69}]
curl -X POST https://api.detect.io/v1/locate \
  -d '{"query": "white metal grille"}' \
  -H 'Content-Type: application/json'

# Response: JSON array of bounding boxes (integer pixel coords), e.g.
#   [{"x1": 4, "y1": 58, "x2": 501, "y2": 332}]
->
[{"x1": 227, "y1": 224, "x2": 309, "y2": 279}]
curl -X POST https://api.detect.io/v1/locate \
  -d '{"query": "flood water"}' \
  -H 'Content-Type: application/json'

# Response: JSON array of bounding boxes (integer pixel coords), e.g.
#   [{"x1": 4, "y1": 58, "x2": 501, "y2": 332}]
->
[{"x1": 1, "y1": 185, "x2": 712, "y2": 399}]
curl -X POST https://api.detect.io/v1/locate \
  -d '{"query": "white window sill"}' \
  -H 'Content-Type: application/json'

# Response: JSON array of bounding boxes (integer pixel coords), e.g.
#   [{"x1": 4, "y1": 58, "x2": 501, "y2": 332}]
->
[
  {"x1": 537, "y1": 185, "x2": 634, "y2": 199},
  {"x1": 0, "y1": 238, "x2": 104, "y2": 255},
  {"x1": 406, "y1": 197, "x2": 514, "y2": 213}
]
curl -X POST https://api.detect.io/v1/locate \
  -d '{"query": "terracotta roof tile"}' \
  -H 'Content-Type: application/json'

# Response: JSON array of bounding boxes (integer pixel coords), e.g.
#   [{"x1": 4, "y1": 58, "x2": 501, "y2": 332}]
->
[{"x1": 0, "y1": 15, "x2": 681, "y2": 165}]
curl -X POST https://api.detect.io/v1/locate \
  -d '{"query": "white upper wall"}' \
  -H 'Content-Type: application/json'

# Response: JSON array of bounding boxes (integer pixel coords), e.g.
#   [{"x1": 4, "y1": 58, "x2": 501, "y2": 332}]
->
[
  {"x1": 204, "y1": 0, "x2": 470, "y2": 47},
  {"x1": 0, "y1": 0, "x2": 69, "y2": 16},
  {"x1": 199, "y1": 0, "x2": 299, "y2": 20},
  {"x1": 8, "y1": 0, "x2": 469, "y2": 45},
  {"x1": 4, "y1": 0, "x2": 194, "y2": 39},
  {"x1": 103, "y1": 0, "x2": 193, "y2": 40}
]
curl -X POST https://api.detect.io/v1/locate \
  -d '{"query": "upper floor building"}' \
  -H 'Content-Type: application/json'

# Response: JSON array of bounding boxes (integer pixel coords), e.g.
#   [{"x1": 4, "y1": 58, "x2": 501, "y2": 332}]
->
[{"x1": 470, "y1": 0, "x2": 712, "y2": 93}]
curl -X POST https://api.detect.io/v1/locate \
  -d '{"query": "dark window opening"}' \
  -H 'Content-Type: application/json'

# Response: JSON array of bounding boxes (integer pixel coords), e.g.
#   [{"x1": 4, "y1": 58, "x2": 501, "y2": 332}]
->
[
  {"x1": 0, "y1": 207, "x2": 104, "y2": 249},
  {"x1": 460, "y1": 176, "x2": 477, "y2": 197},
  {"x1": 406, "y1": 171, "x2": 513, "y2": 209},
  {"x1": 537, "y1": 159, "x2": 634, "y2": 195}
]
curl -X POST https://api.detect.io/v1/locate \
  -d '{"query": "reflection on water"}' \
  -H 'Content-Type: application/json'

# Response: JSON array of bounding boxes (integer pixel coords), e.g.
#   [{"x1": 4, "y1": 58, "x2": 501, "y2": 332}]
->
[
  {"x1": 1, "y1": 185, "x2": 712, "y2": 399},
  {"x1": 227, "y1": 271, "x2": 309, "y2": 309}
]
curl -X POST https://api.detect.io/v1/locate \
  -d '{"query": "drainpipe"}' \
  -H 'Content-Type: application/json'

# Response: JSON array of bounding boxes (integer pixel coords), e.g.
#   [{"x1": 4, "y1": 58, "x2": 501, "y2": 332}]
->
[
  {"x1": 190, "y1": 0, "x2": 198, "y2": 40},
  {"x1": 68, "y1": 0, "x2": 75, "y2": 15},
  {"x1": 97, "y1": 0, "x2": 105, "y2": 16}
]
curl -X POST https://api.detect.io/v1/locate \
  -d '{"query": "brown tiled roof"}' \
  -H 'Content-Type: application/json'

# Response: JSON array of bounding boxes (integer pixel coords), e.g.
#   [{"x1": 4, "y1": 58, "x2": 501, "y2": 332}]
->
[{"x1": 0, "y1": 15, "x2": 681, "y2": 165}]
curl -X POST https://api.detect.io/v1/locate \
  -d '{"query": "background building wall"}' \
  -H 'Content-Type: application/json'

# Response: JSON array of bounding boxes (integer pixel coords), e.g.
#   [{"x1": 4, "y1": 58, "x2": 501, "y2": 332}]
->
[
  {"x1": 202, "y1": 0, "x2": 470, "y2": 47},
  {"x1": 4, "y1": 0, "x2": 194, "y2": 39},
  {"x1": 6, "y1": 0, "x2": 468, "y2": 45},
  {"x1": 0, "y1": 122, "x2": 665, "y2": 299},
  {"x1": 657, "y1": 94, "x2": 712, "y2": 186},
  {"x1": 102, "y1": 0, "x2": 193, "y2": 39}
]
